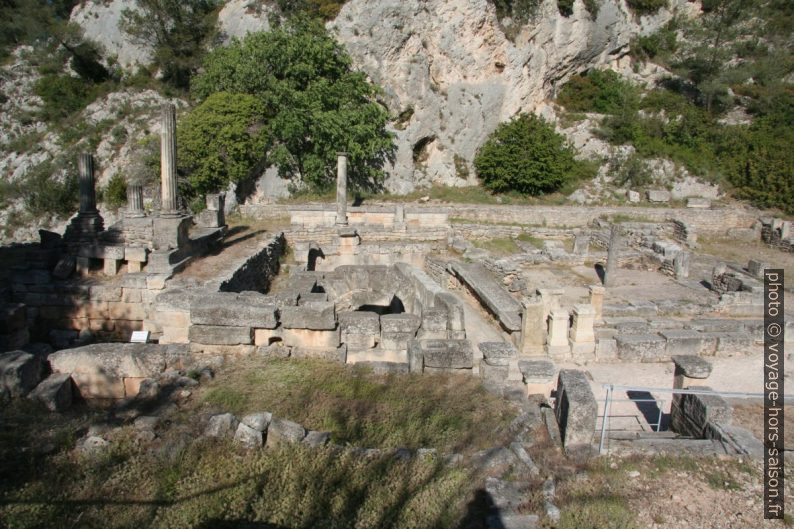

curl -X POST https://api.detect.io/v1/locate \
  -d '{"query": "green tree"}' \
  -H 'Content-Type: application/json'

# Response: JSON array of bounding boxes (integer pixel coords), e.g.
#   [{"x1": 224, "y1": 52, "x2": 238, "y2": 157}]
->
[
  {"x1": 120, "y1": 0, "x2": 220, "y2": 90},
  {"x1": 474, "y1": 113, "x2": 581, "y2": 195},
  {"x1": 178, "y1": 92, "x2": 268, "y2": 195},
  {"x1": 557, "y1": 69, "x2": 639, "y2": 115},
  {"x1": 191, "y1": 17, "x2": 394, "y2": 192},
  {"x1": 626, "y1": 0, "x2": 667, "y2": 15}
]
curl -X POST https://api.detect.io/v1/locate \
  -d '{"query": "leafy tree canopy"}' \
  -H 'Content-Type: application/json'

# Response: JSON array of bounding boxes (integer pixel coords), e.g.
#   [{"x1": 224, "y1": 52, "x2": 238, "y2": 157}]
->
[
  {"x1": 474, "y1": 113, "x2": 585, "y2": 195},
  {"x1": 178, "y1": 92, "x2": 268, "y2": 195},
  {"x1": 190, "y1": 16, "x2": 394, "y2": 192}
]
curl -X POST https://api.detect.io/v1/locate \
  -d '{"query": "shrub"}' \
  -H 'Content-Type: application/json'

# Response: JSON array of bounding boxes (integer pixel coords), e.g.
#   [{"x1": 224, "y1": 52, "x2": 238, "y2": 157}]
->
[
  {"x1": 21, "y1": 159, "x2": 79, "y2": 218},
  {"x1": 557, "y1": 69, "x2": 639, "y2": 115},
  {"x1": 276, "y1": 0, "x2": 349, "y2": 20},
  {"x1": 631, "y1": 23, "x2": 677, "y2": 61},
  {"x1": 626, "y1": 0, "x2": 667, "y2": 15},
  {"x1": 557, "y1": 0, "x2": 574, "y2": 16},
  {"x1": 474, "y1": 113, "x2": 582, "y2": 195},
  {"x1": 102, "y1": 172, "x2": 128, "y2": 209},
  {"x1": 33, "y1": 74, "x2": 97, "y2": 121},
  {"x1": 491, "y1": 0, "x2": 541, "y2": 25}
]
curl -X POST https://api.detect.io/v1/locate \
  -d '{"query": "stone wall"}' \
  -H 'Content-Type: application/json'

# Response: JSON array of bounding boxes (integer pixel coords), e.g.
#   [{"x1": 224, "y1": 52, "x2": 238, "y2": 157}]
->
[
  {"x1": 219, "y1": 233, "x2": 285, "y2": 293},
  {"x1": 241, "y1": 203, "x2": 757, "y2": 235}
]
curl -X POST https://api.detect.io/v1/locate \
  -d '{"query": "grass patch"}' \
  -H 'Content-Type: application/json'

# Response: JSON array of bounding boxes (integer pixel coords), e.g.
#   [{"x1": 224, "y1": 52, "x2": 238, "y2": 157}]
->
[
  {"x1": 471, "y1": 237, "x2": 520, "y2": 256},
  {"x1": 198, "y1": 357, "x2": 515, "y2": 453},
  {"x1": 516, "y1": 232, "x2": 544, "y2": 248}
]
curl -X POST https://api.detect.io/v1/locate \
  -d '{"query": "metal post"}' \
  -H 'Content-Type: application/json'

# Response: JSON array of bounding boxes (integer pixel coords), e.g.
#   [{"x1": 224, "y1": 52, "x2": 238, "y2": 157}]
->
[
  {"x1": 599, "y1": 384, "x2": 612, "y2": 454},
  {"x1": 656, "y1": 399, "x2": 664, "y2": 432}
]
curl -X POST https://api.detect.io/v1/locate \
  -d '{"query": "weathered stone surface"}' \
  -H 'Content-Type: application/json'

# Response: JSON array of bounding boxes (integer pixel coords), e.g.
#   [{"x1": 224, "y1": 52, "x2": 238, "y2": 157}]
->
[
  {"x1": 190, "y1": 293, "x2": 277, "y2": 329},
  {"x1": 615, "y1": 333, "x2": 667, "y2": 362},
  {"x1": 234, "y1": 422, "x2": 263, "y2": 448},
  {"x1": 479, "y1": 342, "x2": 517, "y2": 366},
  {"x1": 671, "y1": 355, "x2": 713, "y2": 379},
  {"x1": 339, "y1": 311, "x2": 380, "y2": 334},
  {"x1": 241, "y1": 412, "x2": 272, "y2": 432},
  {"x1": 449, "y1": 262, "x2": 522, "y2": 331},
  {"x1": 662, "y1": 329, "x2": 717, "y2": 357},
  {"x1": 303, "y1": 430, "x2": 331, "y2": 447},
  {"x1": 518, "y1": 359, "x2": 556, "y2": 383},
  {"x1": 380, "y1": 313, "x2": 421, "y2": 333},
  {"x1": 646, "y1": 189, "x2": 671, "y2": 203},
  {"x1": 706, "y1": 422, "x2": 763, "y2": 458},
  {"x1": 686, "y1": 197, "x2": 711, "y2": 208},
  {"x1": 0, "y1": 350, "x2": 42, "y2": 397},
  {"x1": 417, "y1": 339, "x2": 474, "y2": 370},
  {"x1": 188, "y1": 325, "x2": 252, "y2": 345},
  {"x1": 555, "y1": 369, "x2": 597, "y2": 454},
  {"x1": 49, "y1": 343, "x2": 169, "y2": 399},
  {"x1": 27, "y1": 372, "x2": 72, "y2": 412},
  {"x1": 280, "y1": 303, "x2": 336, "y2": 330},
  {"x1": 205, "y1": 413, "x2": 239, "y2": 438},
  {"x1": 266, "y1": 417, "x2": 306, "y2": 447},
  {"x1": 671, "y1": 386, "x2": 732, "y2": 437}
]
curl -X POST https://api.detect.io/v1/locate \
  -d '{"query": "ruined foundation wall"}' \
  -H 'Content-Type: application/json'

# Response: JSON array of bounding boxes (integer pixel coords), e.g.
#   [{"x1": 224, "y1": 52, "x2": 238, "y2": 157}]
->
[{"x1": 219, "y1": 233, "x2": 286, "y2": 293}]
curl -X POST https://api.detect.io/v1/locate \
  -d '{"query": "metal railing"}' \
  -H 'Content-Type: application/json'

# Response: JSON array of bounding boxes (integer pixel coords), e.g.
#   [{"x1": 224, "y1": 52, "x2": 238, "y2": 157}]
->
[{"x1": 598, "y1": 384, "x2": 794, "y2": 454}]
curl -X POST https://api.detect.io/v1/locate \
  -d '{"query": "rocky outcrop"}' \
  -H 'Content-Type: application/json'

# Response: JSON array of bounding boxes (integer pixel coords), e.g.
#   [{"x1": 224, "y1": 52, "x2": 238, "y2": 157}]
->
[{"x1": 67, "y1": 0, "x2": 693, "y2": 197}]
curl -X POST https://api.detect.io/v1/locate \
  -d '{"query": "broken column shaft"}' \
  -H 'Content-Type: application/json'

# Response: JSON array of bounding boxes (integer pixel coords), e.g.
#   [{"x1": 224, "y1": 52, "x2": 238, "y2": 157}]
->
[
  {"x1": 78, "y1": 153, "x2": 98, "y2": 214},
  {"x1": 126, "y1": 184, "x2": 144, "y2": 217},
  {"x1": 604, "y1": 224, "x2": 622, "y2": 288},
  {"x1": 336, "y1": 152, "x2": 348, "y2": 226}
]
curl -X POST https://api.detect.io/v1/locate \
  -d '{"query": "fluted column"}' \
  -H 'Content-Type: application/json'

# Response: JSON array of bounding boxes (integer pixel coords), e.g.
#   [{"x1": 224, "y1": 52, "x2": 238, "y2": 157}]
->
[
  {"x1": 78, "y1": 153, "x2": 98, "y2": 214},
  {"x1": 126, "y1": 184, "x2": 144, "y2": 217},
  {"x1": 335, "y1": 152, "x2": 348, "y2": 226},
  {"x1": 604, "y1": 224, "x2": 622, "y2": 288},
  {"x1": 160, "y1": 103, "x2": 179, "y2": 216}
]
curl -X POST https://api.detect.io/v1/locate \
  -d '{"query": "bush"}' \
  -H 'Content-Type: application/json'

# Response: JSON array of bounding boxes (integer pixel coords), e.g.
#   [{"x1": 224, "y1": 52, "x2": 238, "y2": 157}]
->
[
  {"x1": 491, "y1": 0, "x2": 541, "y2": 25},
  {"x1": 178, "y1": 92, "x2": 268, "y2": 195},
  {"x1": 631, "y1": 22, "x2": 677, "y2": 61},
  {"x1": 557, "y1": 0, "x2": 574, "y2": 16},
  {"x1": 102, "y1": 172, "x2": 128, "y2": 209},
  {"x1": 557, "y1": 69, "x2": 639, "y2": 115},
  {"x1": 276, "y1": 0, "x2": 349, "y2": 20},
  {"x1": 626, "y1": 0, "x2": 667, "y2": 15},
  {"x1": 474, "y1": 113, "x2": 583, "y2": 195},
  {"x1": 21, "y1": 160, "x2": 79, "y2": 218},
  {"x1": 33, "y1": 74, "x2": 97, "y2": 121}
]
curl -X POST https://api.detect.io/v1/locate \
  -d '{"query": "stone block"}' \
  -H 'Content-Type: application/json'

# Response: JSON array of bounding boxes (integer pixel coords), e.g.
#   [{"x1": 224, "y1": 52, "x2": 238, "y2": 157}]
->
[
  {"x1": 280, "y1": 303, "x2": 336, "y2": 330},
  {"x1": 254, "y1": 328, "x2": 282, "y2": 346},
  {"x1": 0, "y1": 350, "x2": 42, "y2": 397},
  {"x1": 121, "y1": 288, "x2": 142, "y2": 303},
  {"x1": 380, "y1": 313, "x2": 421, "y2": 334},
  {"x1": 662, "y1": 329, "x2": 717, "y2": 357},
  {"x1": 555, "y1": 369, "x2": 597, "y2": 454},
  {"x1": 519, "y1": 358, "x2": 557, "y2": 396},
  {"x1": 205, "y1": 413, "x2": 238, "y2": 438},
  {"x1": 646, "y1": 189, "x2": 671, "y2": 203},
  {"x1": 417, "y1": 339, "x2": 474, "y2": 370},
  {"x1": 686, "y1": 197, "x2": 711, "y2": 208},
  {"x1": 421, "y1": 308, "x2": 448, "y2": 332},
  {"x1": 190, "y1": 293, "x2": 278, "y2": 329},
  {"x1": 103, "y1": 258, "x2": 121, "y2": 276},
  {"x1": 479, "y1": 342, "x2": 517, "y2": 367},
  {"x1": 338, "y1": 311, "x2": 380, "y2": 334},
  {"x1": 89, "y1": 286, "x2": 122, "y2": 302},
  {"x1": 671, "y1": 386, "x2": 732, "y2": 437},
  {"x1": 282, "y1": 327, "x2": 340, "y2": 348},
  {"x1": 242, "y1": 412, "x2": 272, "y2": 432},
  {"x1": 671, "y1": 355, "x2": 713, "y2": 379},
  {"x1": 615, "y1": 333, "x2": 667, "y2": 362},
  {"x1": 234, "y1": 422, "x2": 264, "y2": 448},
  {"x1": 0, "y1": 303, "x2": 26, "y2": 333},
  {"x1": 627, "y1": 190, "x2": 640, "y2": 203},
  {"x1": 125, "y1": 246, "x2": 147, "y2": 263},
  {"x1": 379, "y1": 331, "x2": 414, "y2": 350},
  {"x1": 188, "y1": 325, "x2": 252, "y2": 345},
  {"x1": 712, "y1": 332, "x2": 757, "y2": 356},
  {"x1": 303, "y1": 430, "x2": 331, "y2": 447},
  {"x1": 705, "y1": 422, "x2": 764, "y2": 458},
  {"x1": 266, "y1": 417, "x2": 306, "y2": 447},
  {"x1": 435, "y1": 293, "x2": 465, "y2": 332},
  {"x1": 479, "y1": 359, "x2": 509, "y2": 384},
  {"x1": 108, "y1": 302, "x2": 147, "y2": 321},
  {"x1": 27, "y1": 373, "x2": 73, "y2": 412}
]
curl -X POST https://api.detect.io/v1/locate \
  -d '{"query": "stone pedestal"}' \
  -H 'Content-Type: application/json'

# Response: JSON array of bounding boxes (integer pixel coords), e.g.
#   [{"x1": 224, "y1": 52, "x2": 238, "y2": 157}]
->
[
  {"x1": 604, "y1": 224, "x2": 622, "y2": 288},
  {"x1": 196, "y1": 193, "x2": 226, "y2": 228},
  {"x1": 394, "y1": 204, "x2": 406, "y2": 231},
  {"x1": 588, "y1": 285, "x2": 605, "y2": 322},
  {"x1": 64, "y1": 153, "x2": 104, "y2": 242},
  {"x1": 547, "y1": 309, "x2": 570, "y2": 358},
  {"x1": 569, "y1": 304, "x2": 596, "y2": 357},
  {"x1": 335, "y1": 152, "x2": 348, "y2": 226},
  {"x1": 518, "y1": 358, "x2": 557, "y2": 398},
  {"x1": 153, "y1": 215, "x2": 192, "y2": 251},
  {"x1": 537, "y1": 288, "x2": 563, "y2": 326},
  {"x1": 573, "y1": 234, "x2": 589, "y2": 255},
  {"x1": 674, "y1": 252, "x2": 690, "y2": 280},
  {"x1": 520, "y1": 297, "x2": 545, "y2": 356}
]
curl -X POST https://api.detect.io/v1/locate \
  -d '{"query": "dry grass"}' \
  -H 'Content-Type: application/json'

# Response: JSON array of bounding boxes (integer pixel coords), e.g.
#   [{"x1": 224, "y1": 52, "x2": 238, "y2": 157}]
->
[
  {"x1": 197, "y1": 357, "x2": 516, "y2": 453},
  {"x1": 698, "y1": 235, "x2": 794, "y2": 288},
  {"x1": 470, "y1": 237, "x2": 520, "y2": 256}
]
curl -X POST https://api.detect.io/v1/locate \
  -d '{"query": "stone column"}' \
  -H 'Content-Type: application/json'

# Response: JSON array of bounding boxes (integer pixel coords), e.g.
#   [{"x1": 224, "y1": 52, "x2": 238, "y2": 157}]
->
[
  {"x1": 588, "y1": 285, "x2": 605, "y2": 323},
  {"x1": 126, "y1": 184, "x2": 145, "y2": 217},
  {"x1": 160, "y1": 103, "x2": 179, "y2": 216},
  {"x1": 674, "y1": 251, "x2": 690, "y2": 280},
  {"x1": 394, "y1": 204, "x2": 406, "y2": 231},
  {"x1": 569, "y1": 304, "x2": 596, "y2": 358},
  {"x1": 520, "y1": 297, "x2": 545, "y2": 356},
  {"x1": 573, "y1": 234, "x2": 589, "y2": 255},
  {"x1": 336, "y1": 152, "x2": 348, "y2": 226},
  {"x1": 604, "y1": 224, "x2": 622, "y2": 287},
  {"x1": 78, "y1": 153, "x2": 98, "y2": 214}
]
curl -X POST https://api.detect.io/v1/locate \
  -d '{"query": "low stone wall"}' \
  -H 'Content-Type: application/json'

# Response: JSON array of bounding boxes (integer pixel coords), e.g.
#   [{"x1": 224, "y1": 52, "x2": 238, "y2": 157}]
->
[
  {"x1": 241, "y1": 203, "x2": 756, "y2": 235},
  {"x1": 218, "y1": 233, "x2": 285, "y2": 293}
]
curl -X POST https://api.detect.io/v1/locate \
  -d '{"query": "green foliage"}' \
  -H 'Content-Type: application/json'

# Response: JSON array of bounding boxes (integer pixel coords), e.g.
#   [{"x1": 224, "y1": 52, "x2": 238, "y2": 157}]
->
[
  {"x1": 19, "y1": 159, "x2": 79, "y2": 218},
  {"x1": 557, "y1": 0, "x2": 574, "y2": 16},
  {"x1": 192, "y1": 17, "x2": 394, "y2": 192},
  {"x1": 33, "y1": 74, "x2": 99, "y2": 121},
  {"x1": 491, "y1": 0, "x2": 541, "y2": 25},
  {"x1": 631, "y1": 21, "x2": 677, "y2": 61},
  {"x1": 474, "y1": 113, "x2": 584, "y2": 195},
  {"x1": 102, "y1": 172, "x2": 128, "y2": 209},
  {"x1": 612, "y1": 153, "x2": 654, "y2": 189},
  {"x1": 0, "y1": 0, "x2": 77, "y2": 59},
  {"x1": 557, "y1": 69, "x2": 639, "y2": 115},
  {"x1": 626, "y1": 0, "x2": 667, "y2": 15},
  {"x1": 276, "y1": 0, "x2": 349, "y2": 20},
  {"x1": 120, "y1": 0, "x2": 220, "y2": 90},
  {"x1": 178, "y1": 92, "x2": 268, "y2": 195}
]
